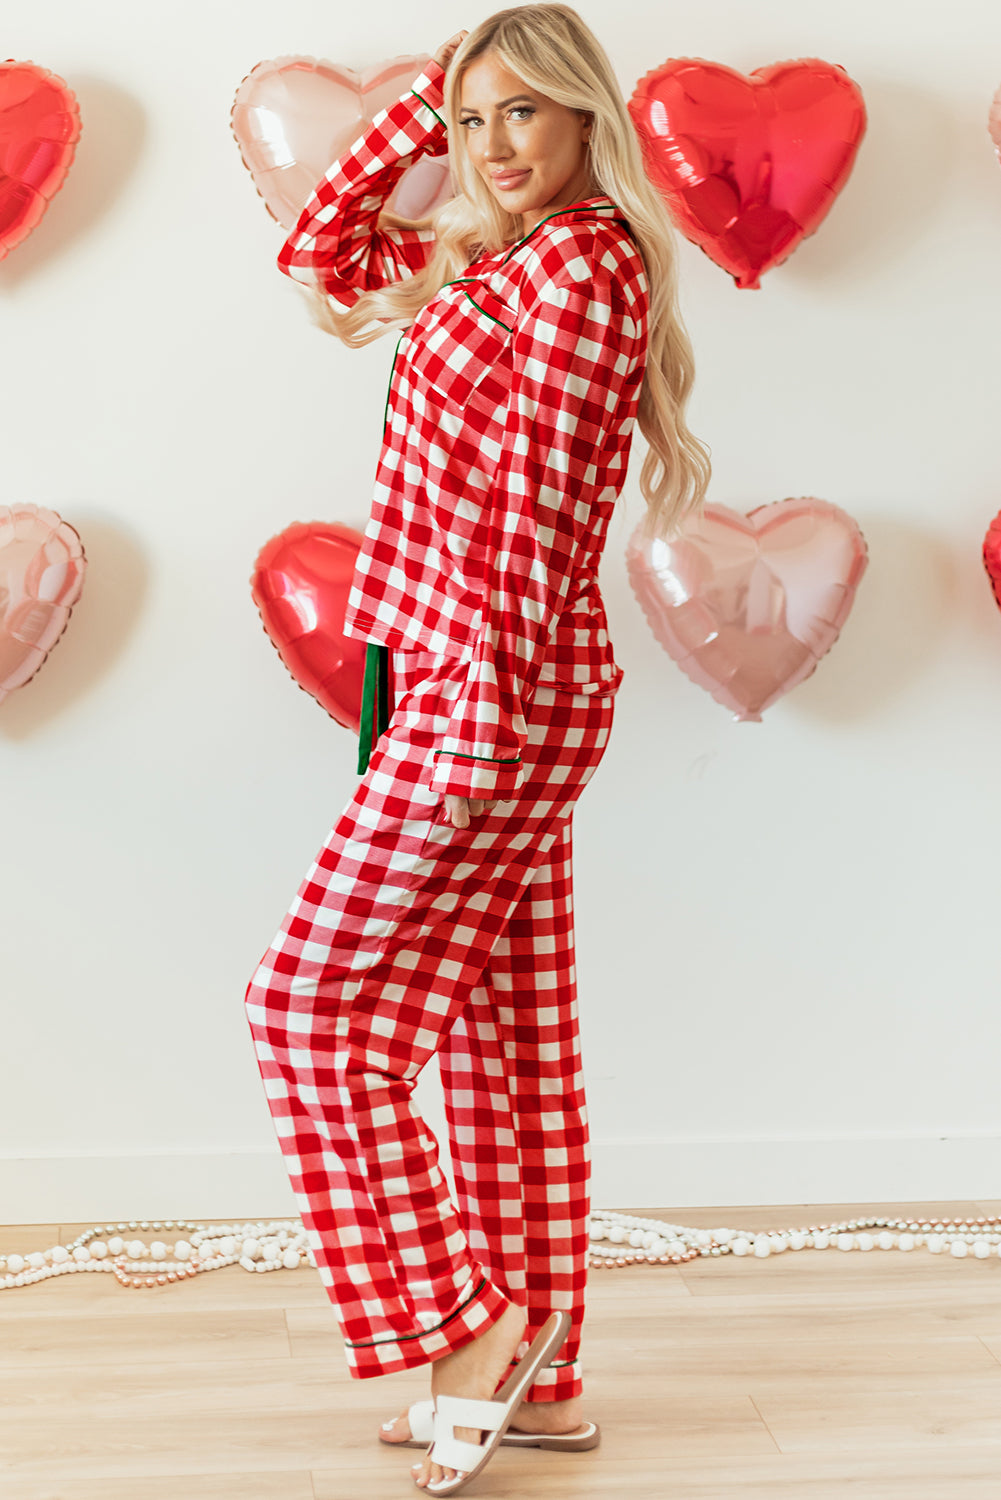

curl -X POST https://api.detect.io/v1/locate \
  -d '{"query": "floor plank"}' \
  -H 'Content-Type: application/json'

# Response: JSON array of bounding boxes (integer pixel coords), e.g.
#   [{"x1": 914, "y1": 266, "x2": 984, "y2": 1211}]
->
[
  {"x1": 0, "y1": 1308, "x2": 292, "y2": 1371},
  {"x1": 4, "y1": 1477, "x2": 315, "y2": 1500}
]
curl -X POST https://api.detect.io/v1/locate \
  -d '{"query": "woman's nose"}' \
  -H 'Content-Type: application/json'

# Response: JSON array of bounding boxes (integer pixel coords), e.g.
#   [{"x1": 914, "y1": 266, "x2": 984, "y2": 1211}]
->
[{"x1": 484, "y1": 128, "x2": 512, "y2": 160}]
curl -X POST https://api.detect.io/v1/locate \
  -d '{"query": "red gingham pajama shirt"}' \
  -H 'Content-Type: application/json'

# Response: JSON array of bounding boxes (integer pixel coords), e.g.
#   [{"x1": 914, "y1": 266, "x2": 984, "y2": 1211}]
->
[{"x1": 244, "y1": 55, "x2": 649, "y2": 1400}]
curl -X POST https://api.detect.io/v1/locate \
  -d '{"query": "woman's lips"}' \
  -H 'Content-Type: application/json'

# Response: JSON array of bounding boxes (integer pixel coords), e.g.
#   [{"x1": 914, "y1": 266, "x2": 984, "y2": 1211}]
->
[{"x1": 491, "y1": 169, "x2": 530, "y2": 189}]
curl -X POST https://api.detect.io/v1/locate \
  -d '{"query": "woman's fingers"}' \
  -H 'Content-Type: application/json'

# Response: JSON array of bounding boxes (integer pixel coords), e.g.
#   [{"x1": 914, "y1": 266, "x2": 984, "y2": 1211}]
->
[
  {"x1": 442, "y1": 794, "x2": 514, "y2": 827},
  {"x1": 433, "y1": 30, "x2": 469, "y2": 70},
  {"x1": 444, "y1": 794, "x2": 469, "y2": 828}
]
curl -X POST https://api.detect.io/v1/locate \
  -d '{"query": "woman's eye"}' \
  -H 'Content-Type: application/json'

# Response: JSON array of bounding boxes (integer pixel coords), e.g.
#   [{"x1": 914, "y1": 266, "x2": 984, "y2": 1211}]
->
[{"x1": 460, "y1": 107, "x2": 534, "y2": 128}]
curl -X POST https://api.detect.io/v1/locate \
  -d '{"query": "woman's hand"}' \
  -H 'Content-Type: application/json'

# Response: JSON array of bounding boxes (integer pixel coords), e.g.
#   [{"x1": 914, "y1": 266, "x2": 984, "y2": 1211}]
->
[
  {"x1": 444, "y1": 793, "x2": 510, "y2": 829},
  {"x1": 433, "y1": 31, "x2": 469, "y2": 72}
]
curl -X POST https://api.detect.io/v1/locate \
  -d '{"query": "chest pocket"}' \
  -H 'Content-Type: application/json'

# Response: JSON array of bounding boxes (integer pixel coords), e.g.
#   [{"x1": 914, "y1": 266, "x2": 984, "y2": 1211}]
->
[{"x1": 406, "y1": 281, "x2": 515, "y2": 412}]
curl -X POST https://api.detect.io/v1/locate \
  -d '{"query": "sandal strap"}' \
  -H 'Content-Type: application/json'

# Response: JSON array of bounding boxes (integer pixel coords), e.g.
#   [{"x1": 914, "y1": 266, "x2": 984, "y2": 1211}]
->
[
  {"x1": 434, "y1": 1393, "x2": 505, "y2": 1432},
  {"x1": 407, "y1": 1399, "x2": 435, "y2": 1442},
  {"x1": 429, "y1": 1432, "x2": 487, "y2": 1470}
]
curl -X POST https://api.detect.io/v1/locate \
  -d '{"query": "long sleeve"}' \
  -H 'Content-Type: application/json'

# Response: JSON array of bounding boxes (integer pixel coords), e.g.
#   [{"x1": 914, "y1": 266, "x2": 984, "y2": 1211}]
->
[
  {"x1": 277, "y1": 58, "x2": 449, "y2": 298},
  {"x1": 428, "y1": 258, "x2": 645, "y2": 799}
]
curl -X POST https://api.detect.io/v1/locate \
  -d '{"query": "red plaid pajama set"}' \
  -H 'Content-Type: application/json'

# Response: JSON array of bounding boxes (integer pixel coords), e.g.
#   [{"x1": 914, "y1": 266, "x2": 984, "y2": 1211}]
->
[{"x1": 244, "y1": 56, "x2": 649, "y2": 1400}]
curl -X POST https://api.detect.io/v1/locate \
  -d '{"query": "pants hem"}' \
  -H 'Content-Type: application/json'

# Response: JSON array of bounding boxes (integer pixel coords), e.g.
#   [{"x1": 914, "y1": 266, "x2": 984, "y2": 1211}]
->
[
  {"x1": 518, "y1": 1359, "x2": 583, "y2": 1401},
  {"x1": 344, "y1": 1278, "x2": 512, "y2": 1379}
]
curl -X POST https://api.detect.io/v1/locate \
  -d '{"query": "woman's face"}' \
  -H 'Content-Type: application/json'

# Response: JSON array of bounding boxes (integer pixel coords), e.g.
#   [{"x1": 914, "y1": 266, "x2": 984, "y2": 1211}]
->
[{"x1": 458, "y1": 52, "x2": 596, "y2": 232}]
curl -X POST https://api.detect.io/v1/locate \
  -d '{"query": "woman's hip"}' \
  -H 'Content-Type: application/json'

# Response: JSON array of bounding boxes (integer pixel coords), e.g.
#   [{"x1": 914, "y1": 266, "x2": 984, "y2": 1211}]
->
[{"x1": 382, "y1": 648, "x2": 615, "y2": 799}]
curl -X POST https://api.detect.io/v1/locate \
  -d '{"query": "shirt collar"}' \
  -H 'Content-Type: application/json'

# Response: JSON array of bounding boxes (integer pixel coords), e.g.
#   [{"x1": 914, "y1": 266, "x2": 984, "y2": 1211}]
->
[{"x1": 501, "y1": 197, "x2": 629, "y2": 263}]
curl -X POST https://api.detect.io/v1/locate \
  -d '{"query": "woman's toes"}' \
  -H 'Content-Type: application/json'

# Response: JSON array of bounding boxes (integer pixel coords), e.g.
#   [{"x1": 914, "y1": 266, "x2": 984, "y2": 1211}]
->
[
  {"x1": 428, "y1": 1466, "x2": 460, "y2": 1490},
  {"x1": 412, "y1": 1457, "x2": 457, "y2": 1489},
  {"x1": 380, "y1": 1411, "x2": 412, "y2": 1443}
]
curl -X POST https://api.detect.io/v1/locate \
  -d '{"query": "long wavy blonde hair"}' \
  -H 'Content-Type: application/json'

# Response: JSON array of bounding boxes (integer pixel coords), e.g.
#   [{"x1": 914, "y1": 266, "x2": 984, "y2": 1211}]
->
[{"x1": 308, "y1": 3, "x2": 711, "y2": 539}]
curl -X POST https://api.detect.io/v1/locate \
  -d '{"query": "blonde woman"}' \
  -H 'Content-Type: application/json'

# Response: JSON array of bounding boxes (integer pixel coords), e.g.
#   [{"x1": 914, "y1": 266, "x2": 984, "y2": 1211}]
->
[{"x1": 244, "y1": 5, "x2": 710, "y2": 1494}]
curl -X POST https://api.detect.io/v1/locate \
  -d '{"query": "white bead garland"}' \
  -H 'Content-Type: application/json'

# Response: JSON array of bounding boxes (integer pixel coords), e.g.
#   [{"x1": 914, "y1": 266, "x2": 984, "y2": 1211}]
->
[
  {"x1": 586, "y1": 1210, "x2": 1001, "y2": 1268},
  {"x1": 3, "y1": 1209, "x2": 1001, "y2": 1290},
  {"x1": 0, "y1": 1219, "x2": 316, "y2": 1291}
]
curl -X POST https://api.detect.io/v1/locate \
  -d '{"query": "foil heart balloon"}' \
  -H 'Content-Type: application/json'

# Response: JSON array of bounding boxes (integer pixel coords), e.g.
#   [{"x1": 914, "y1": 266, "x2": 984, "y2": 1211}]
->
[
  {"x1": 251, "y1": 521, "x2": 368, "y2": 732},
  {"x1": 988, "y1": 83, "x2": 1001, "y2": 166},
  {"x1": 0, "y1": 61, "x2": 82, "y2": 260},
  {"x1": 232, "y1": 53, "x2": 452, "y2": 230},
  {"x1": 983, "y1": 508, "x2": 1001, "y2": 612},
  {"x1": 628, "y1": 57, "x2": 866, "y2": 288},
  {"x1": 626, "y1": 498, "x2": 868, "y2": 721},
  {"x1": 0, "y1": 504, "x2": 87, "y2": 702}
]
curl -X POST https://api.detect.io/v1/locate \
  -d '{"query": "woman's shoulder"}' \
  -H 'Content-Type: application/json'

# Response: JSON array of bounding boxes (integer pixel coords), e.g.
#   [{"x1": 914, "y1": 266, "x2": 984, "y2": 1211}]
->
[{"x1": 511, "y1": 213, "x2": 647, "y2": 314}]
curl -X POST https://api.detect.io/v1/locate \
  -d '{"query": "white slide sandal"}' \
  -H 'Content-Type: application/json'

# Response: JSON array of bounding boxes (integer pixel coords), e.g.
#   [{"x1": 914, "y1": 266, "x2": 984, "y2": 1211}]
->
[
  {"x1": 414, "y1": 1308, "x2": 572, "y2": 1496},
  {"x1": 382, "y1": 1398, "x2": 600, "y2": 1451},
  {"x1": 382, "y1": 1399, "x2": 436, "y2": 1447}
]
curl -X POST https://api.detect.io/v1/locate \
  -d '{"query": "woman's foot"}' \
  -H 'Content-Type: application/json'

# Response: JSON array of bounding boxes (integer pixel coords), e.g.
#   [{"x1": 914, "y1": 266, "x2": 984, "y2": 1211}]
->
[
  {"x1": 411, "y1": 1300, "x2": 527, "y2": 1490},
  {"x1": 381, "y1": 1393, "x2": 585, "y2": 1445},
  {"x1": 495, "y1": 1394, "x2": 585, "y2": 1436}
]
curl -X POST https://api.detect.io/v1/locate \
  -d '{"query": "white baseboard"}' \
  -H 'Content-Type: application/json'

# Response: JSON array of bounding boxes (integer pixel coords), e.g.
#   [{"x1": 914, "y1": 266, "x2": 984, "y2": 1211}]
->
[
  {"x1": 3, "y1": 1133, "x2": 1001, "y2": 1225},
  {"x1": 589, "y1": 1133, "x2": 1001, "y2": 1209}
]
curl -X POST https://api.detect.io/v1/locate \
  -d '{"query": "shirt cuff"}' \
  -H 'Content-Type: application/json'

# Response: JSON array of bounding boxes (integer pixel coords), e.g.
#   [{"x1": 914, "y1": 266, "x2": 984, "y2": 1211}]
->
[
  {"x1": 410, "y1": 57, "x2": 447, "y2": 116},
  {"x1": 429, "y1": 750, "x2": 525, "y2": 798}
]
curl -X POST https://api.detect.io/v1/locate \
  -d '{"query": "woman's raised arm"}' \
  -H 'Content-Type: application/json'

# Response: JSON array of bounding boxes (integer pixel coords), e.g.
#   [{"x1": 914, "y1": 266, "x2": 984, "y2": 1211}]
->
[{"x1": 277, "y1": 34, "x2": 466, "y2": 299}]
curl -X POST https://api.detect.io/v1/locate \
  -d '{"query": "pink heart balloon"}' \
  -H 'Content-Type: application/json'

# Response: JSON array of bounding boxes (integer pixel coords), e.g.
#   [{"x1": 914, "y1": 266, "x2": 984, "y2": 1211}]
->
[
  {"x1": 0, "y1": 503, "x2": 87, "y2": 703},
  {"x1": 626, "y1": 498, "x2": 868, "y2": 721},
  {"x1": 231, "y1": 53, "x2": 453, "y2": 230},
  {"x1": 988, "y1": 81, "x2": 1001, "y2": 165}
]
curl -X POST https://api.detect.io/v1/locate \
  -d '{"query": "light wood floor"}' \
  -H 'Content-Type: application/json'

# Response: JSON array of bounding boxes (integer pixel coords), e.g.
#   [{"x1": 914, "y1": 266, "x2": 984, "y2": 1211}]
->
[{"x1": 3, "y1": 1200, "x2": 1001, "y2": 1499}]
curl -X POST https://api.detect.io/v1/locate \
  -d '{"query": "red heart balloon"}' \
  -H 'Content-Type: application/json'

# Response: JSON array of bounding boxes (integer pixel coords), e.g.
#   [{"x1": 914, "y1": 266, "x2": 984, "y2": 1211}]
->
[
  {"x1": 626, "y1": 498, "x2": 868, "y2": 721},
  {"x1": 629, "y1": 57, "x2": 867, "y2": 288},
  {"x1": 0, "y1": 61, "x2": 82, "y2": 260},
  {"x1": 251, "y1": 521, "x2": 369, "y2": 732},
  {"x1": 983, "y1": 509, "x2": 1001, "y2": 612}
]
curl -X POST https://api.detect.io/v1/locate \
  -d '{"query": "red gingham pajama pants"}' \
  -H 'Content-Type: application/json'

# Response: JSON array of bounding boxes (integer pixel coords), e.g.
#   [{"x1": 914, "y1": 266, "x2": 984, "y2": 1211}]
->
[{"x1": 244, "y1": 647, "x2": 614, "y2": 1400}]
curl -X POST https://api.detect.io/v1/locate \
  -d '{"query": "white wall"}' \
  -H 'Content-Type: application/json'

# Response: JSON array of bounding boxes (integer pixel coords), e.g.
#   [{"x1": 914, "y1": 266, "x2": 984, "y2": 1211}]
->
[{"x1": 4, "y1": 0, "x2": 1001, "y2": 1224}]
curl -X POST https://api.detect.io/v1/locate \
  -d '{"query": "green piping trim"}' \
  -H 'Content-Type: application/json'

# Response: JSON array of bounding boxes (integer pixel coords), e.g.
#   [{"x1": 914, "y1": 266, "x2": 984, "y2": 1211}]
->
[
  {"x1": 384, "y1": 333, "x2": 403, "y2": 428},
  {"x1": 345, "y1": 1277, "x2": 489, "y2": 1347},
  {"x1": 500, "y1": 198, "x2": 623, "y2": 264},
  {"x1": 357, "y1": 644, "x2": 380, "y2": 775},
  {"x1": 461, "y1": 289, "x2": 513, "y2": 332},
  {"x1": 410, "y1": 89, "x2": 446, "y2": 130},
  {"x1": 357, "y1": 332, "x2": 407, "y2": 776},
  {"x1": 356, "y1": 643, "x2": 392, "y2": 775},
  {"x1": 506, "y1": 1354, "x2": 576, "y2": 1368},
  {"x1": 433, "y1": 750, "x2": 521, "y2": 765},
  {"x1": 377, "y1": 642, "x2": 390, "y2": 735}
]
